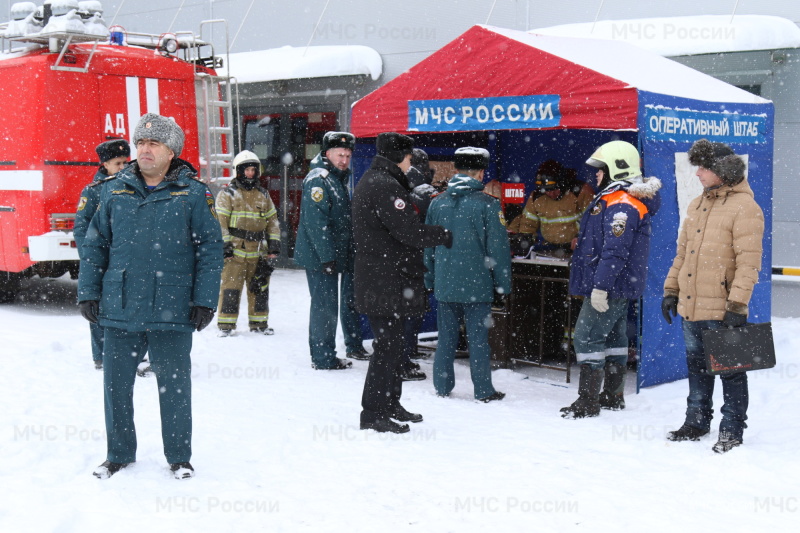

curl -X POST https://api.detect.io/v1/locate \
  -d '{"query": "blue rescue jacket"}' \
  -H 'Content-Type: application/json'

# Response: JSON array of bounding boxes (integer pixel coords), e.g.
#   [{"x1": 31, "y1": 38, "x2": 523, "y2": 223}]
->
[
  {"x1": 77, "y1": 159, "x2": 223, "y2": 332},
  {"x1": 569, "y1": 176, "x2": 662, "y2": 299},
  {"x1": 424, "y1": 174, "x2": 512, "y2": 303},
  {"x1": 293, "y1": 153, "x2": 355, "y2": 272}
]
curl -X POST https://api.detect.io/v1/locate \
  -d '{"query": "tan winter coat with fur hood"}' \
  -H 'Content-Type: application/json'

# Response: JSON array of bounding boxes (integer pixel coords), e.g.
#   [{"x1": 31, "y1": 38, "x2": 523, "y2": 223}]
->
[{"x1": 663, "y1": 178, "x2": 764, "y2": 321}]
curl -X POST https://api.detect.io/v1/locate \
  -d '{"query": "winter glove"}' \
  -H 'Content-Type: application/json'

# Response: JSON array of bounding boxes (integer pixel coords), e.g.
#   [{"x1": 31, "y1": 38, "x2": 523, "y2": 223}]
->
[
  {"x1": 661, "y1": 295, "x2": 678, "y2": 325},
  {"x1": 249, "y1": 257, "x2": 274, "y2": 294},
  {"x1": 322, "y1": 261, "x2": 336, "y2": 275},
  {"x1": 443, "y1": 229, "x2": 453, "y2": 249},
  {"x1": 590, "y1": 289, "x2": 609, "y2": 313},
  {"x1": 492, "y1": 292, "x2": 507, "y2": 309},
  {"x1": 190, "y1": 306, "x2": 215, "y2": 332},
  {"x1": 79, "y1": 300, "x2": 99, "y2": 323},
  {"x1": 223, "y1": 242, "x2": 234, "y2": 259},
  {"x1": 722, "y1": 311, "x2": 747, "y2": 328},
  {"x1": 268, "y1": 239, "x2": 281, "y2": 256}
]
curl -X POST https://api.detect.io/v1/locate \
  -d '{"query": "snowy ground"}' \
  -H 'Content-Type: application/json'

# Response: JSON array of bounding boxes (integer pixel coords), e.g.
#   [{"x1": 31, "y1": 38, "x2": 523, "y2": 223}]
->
[{"x1": 1, "y1": 269, "x2": 798, "y2": 532}]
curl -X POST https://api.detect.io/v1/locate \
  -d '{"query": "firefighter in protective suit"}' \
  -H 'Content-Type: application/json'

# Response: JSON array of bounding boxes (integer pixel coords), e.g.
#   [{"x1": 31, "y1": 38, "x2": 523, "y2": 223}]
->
[{"x1": 216, "y1": 151, "x2": 281, "y2": 335}]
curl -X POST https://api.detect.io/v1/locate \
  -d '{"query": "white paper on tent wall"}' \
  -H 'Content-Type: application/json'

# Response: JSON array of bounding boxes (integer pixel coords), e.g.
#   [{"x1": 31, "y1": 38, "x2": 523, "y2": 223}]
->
[{"x1": 673, "y1": 152, "x2": 749, "y2": 244}]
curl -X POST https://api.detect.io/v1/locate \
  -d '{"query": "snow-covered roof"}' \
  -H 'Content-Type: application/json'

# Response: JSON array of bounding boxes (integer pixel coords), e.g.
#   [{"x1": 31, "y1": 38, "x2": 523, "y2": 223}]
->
[
  {"x1": 488, "y1": 26, "x2": 769, "y2": 104},
  {"x1": 221, "y1": 45, "x2": 382, "y2": 83},
  {"x1": 530, "y1": 15, "x2": 800, "y2": 57}
]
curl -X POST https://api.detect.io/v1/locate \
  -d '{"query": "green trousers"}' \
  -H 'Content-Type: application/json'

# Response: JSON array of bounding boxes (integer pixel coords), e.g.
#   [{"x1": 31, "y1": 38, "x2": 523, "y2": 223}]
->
[{"x1": 103, "y1": 327, "x2": 193, "y2": 464}]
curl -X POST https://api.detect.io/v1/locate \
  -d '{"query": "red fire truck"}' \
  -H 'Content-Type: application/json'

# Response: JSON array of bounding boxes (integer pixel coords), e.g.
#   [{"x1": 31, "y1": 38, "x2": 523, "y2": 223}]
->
[{"x1": 0, "y1": 6, "x2": 232, "y2": 302}]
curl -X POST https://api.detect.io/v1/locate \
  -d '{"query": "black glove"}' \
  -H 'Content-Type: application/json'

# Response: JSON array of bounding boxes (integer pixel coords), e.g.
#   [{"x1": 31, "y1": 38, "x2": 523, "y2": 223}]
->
[
  {"x1": 443, "y1": 229, "x2": 453, "y2": 249},
  {"x1": 223, "y1": 242, "x2": 234, "y2": 259},
  {"x1": 492, "y1": 292, "x2": 507, "y2": 309},
  {"x1": 322, "y1": 261, "x2": 336, "y2": 275},
  {"x1": 249, "y1": 257, "x2": 274, "y2": 294},
  {"x1": 79, "y1": 300, "x2": 99, "y2": 323},
  {"x1": 661, "y1": 296, "x2": 678, "y2": 325},
  {"x1": 190, "y1": 306, "x2": 215, "y2": 332},
  {"x1": 722, "y1": 310, "x2": 747, "y2": 328},
  {"x1": 268, "y1": 239, "x2": 281, "y2": 256}
]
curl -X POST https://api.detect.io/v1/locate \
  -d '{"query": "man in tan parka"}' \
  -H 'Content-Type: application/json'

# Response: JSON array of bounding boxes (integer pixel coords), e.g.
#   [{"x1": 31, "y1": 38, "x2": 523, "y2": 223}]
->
[
  {"x1": 216, "y1": 151, "x2": 281, "y2": 335},
  {"x1": 661, "y1": 138, "x2": 764, "y2": 453}
]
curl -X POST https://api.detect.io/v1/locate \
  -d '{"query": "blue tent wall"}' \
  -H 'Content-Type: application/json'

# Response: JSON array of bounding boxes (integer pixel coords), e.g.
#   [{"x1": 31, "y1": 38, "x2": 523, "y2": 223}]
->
[
  {"x1": 351, "y1": 94, "x2": 773, "y2": 387},
  {"x1": 637, "y1": 90, "x2": 774, "y2": 388}
]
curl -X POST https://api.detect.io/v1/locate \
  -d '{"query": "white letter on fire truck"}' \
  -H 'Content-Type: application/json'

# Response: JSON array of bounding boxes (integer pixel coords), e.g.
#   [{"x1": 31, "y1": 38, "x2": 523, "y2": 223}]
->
[{"x1": 115, "y1": 114, "x2": 126, "y2": 136}]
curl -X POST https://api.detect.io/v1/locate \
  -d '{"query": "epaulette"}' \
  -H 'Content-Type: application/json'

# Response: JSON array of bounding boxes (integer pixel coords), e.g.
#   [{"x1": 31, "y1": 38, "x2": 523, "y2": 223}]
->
[
  {"x1": 88, "y1": 175, "x2": 118, "y2": 187},
  {"x1": 304, "y1": 167, "x2": 330, "y2": 183}
]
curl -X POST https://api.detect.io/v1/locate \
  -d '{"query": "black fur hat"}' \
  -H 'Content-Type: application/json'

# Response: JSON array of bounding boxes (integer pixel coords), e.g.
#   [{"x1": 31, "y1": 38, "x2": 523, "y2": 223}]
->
[
  {"x1": 454, "y1": 146, "x2": 490, "y2": 170},
  {"x1": 688, "y1": 138, "x2": 746, "y2": 185},
  {"x1": 376, "y1": 132, "x2": 414, "y2": 163},
  {"x1": 95, "y1": 139, "x2": 130, "y2": 163},
  {"x1": 322, "y1": 131, "x2": 356, "y2": 153}
]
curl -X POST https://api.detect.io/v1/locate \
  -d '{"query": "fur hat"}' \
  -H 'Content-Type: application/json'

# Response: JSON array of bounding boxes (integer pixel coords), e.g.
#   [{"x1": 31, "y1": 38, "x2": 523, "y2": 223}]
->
[
  {"x1": 133, "y1": 113, "x2": 185, "y2": 157},
  {"x1": 454, "y1": 146, "x2": 490, "y2": 170},
  {"x1": 95, "y1": 139, "x2": 130, "y2": 163},
  {"x1": 322, "y1": 131, "x2": 356, "y2": 153},
  {"x1": 376, "y1": 132, "x2": 414, "y2": 163},
  {"x1": 688, "y1": 138, "x2": 746, "y2": 185}
]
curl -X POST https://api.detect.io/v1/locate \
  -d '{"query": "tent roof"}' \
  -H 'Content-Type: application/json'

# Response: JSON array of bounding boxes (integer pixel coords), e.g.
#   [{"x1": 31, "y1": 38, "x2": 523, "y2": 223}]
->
[{"x1": 350, "y1": 25, "x2": 769, "y2": 138}]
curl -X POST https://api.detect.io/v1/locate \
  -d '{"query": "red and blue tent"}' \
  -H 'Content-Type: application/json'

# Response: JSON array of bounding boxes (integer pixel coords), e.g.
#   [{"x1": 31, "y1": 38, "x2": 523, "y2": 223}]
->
[{"x1": 350, "y1": 25, "x2": 774, "y2": 388}]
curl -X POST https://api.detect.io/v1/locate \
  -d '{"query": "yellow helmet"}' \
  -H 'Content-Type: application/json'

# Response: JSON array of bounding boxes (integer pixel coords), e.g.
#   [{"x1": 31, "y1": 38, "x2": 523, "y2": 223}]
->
[{"x1": 585, "y1": 141, "x2": 642, "y2": 181}]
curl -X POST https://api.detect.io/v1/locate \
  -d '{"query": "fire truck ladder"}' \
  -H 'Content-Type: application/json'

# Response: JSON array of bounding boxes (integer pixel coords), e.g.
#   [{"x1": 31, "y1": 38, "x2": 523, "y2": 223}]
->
[{"x1": 194, "y1": 20, "x2": 238, "y2": 184}]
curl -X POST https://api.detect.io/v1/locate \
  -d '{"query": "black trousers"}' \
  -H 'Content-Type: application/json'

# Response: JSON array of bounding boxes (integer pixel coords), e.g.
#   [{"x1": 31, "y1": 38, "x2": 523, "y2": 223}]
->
[{"x1": 361, "y1": 315, "x2": 406, "y2": 422}]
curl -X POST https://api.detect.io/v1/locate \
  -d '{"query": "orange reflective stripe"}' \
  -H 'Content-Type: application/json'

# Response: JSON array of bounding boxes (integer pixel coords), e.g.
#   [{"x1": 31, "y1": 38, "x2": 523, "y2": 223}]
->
[{"x1": 604, "y1": 190, "x2": 648, "y2": 218}]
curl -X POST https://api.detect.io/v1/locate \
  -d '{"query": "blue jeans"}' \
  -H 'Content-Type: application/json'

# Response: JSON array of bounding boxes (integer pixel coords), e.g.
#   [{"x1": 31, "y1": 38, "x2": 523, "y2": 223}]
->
[
  {"x1": 434, "y1": 302, "x2": 496, "y2": 400},
  {"x1": 572, "y1": 297, "x2": 629, "y2": 370},
  {"x1": 682, "y1": 319, "x2": 749, "y2": 439},
  {"x1": 306, "y1": 270, "x2": 363, "y2": 368}
]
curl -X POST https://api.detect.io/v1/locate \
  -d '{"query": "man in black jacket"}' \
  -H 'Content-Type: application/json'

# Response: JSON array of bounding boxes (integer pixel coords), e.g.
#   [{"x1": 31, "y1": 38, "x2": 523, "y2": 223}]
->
[{"x1": 352, "y1": 133, "x2": 452, "y2": 433}]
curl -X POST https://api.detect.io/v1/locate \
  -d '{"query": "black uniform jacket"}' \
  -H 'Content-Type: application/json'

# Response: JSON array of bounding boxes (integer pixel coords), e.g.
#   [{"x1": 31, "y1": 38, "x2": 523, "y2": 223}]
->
[{"x1": 352, "y1": 156, "x2": 450, "y2": 317}]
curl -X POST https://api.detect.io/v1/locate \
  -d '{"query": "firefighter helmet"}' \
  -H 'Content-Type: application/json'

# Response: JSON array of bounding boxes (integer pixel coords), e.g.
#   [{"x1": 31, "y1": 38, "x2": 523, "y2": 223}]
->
[
  {"x1": 233, "y1": 150, "x2": 262, "y2": 177},
  {"x1": 585, "y1": 141, "x2": 642, "y2": 181}
]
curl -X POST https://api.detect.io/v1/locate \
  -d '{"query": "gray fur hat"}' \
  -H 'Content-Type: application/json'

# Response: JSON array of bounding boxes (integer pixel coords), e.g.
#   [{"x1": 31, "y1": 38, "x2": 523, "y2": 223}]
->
[
  {"x1": 133, "y1": 113, "x2": 185, "y2": 157},
  {"x1": 688, "y1": 138, "x2": 745, "y2": 185}
]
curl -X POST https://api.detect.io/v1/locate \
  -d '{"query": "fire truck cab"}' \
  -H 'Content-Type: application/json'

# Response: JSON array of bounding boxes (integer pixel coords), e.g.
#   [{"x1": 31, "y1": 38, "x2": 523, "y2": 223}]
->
[{"x1": 0, "y1": 2, "x2": 232, "y2": 302}]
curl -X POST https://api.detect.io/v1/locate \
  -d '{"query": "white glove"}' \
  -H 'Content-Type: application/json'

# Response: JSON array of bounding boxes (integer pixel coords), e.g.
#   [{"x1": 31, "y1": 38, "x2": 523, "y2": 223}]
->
[{"x1": 590, "y1": 289, "x2": 609, "y2": 313}]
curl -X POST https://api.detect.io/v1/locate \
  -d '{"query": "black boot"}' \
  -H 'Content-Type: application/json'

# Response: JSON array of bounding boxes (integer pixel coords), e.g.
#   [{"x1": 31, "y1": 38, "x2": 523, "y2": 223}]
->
[
  {"x1": 599, "y1": 361, "x2": 626, "y2": 410},
  {"x1": 560, "y1": 365, "x2": 603, "y2": 419}
]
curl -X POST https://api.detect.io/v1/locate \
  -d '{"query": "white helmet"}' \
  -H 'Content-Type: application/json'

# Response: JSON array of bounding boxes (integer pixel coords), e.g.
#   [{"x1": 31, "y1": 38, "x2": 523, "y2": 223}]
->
[{"x1": 233, "y1": 150, "x2": 261, "y2": 177}]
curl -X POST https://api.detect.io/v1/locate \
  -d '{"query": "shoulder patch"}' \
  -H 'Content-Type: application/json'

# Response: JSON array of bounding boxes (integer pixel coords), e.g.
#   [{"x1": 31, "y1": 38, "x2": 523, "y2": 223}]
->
[
  {"x1": 611, "y1": 212, "x2": 628, "y2": 237},
  {"x1": 311, "y1": 187, "x2": 324, "y2": 202},
  {"x1": 498, "y1": 210, "x2": 506, "y2": 227},
  {"x1": 394, "y1": 198, "x2": 406, "y2": 210},
  {"x1": 77, "y1": 197, "x2": 88, "y2": 211},
  {"x1": 205, "y1": 189, "x2": 217, "y2": 217},
  {"x1": 591, "y1": 203, "x2": 602, "y2": 215}
]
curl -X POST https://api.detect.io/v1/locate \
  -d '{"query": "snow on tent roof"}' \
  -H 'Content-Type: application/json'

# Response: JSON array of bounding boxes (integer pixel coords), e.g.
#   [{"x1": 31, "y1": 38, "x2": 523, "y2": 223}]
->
[
  {"x1": 350, "y1": 25, "x2": 768, "y2": 138},
  {"x1": 530, "y1": 15, "x2": 800, "y2": 57},
  {"x1": 492, "y1": 25, "x2": 770, "y2": 105},
  {"x1": 221, "y1": 45, "x2": 382, "y2": 83}
]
